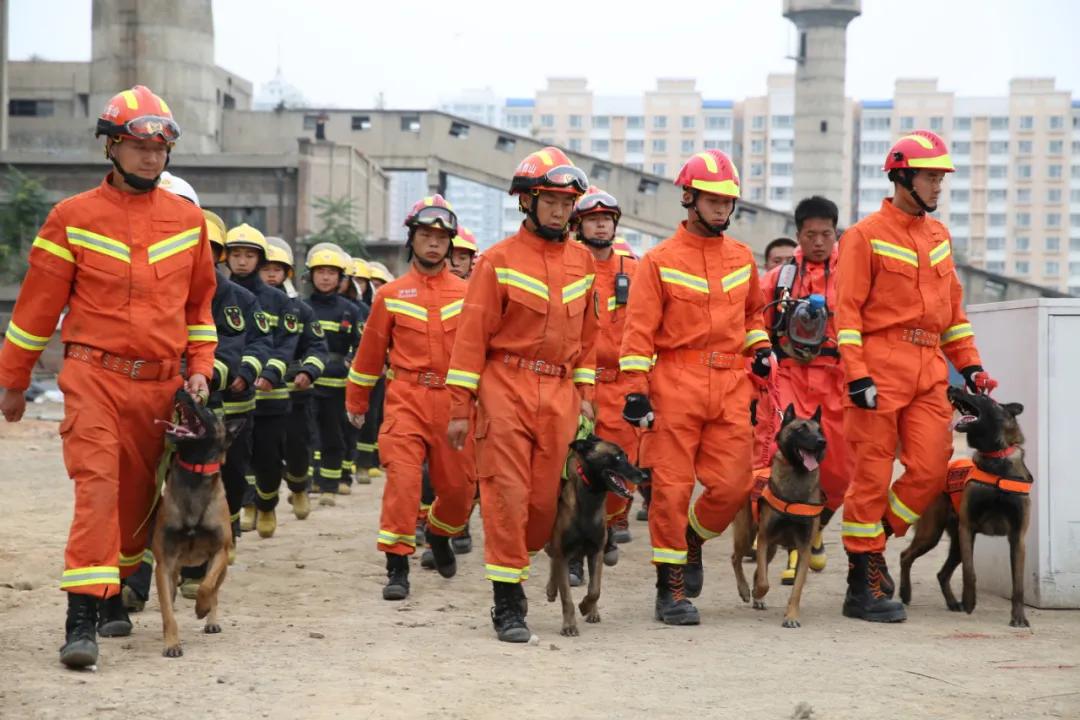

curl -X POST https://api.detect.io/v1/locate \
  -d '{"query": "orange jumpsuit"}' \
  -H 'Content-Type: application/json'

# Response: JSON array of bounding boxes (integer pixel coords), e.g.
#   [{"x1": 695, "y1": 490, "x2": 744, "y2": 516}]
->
[
  {"x1": 346, "y1": 266, "x2": 476, "y2": 555},
  {"x1": 589, "y1": 249, "x2": 642, "y2": 525},
  {"x1": 447, "y1": 226, "x2": 597, "y2": 584},
  {"x1": 0, "y1": 175, "x2": 217, "y2": 598},
  {"x1": 761, "y1": 246, "x2": 850, "y2": 512},
  {"x1": 619, "y1": 222, "x2": 769, "y2": 565},
  {"x1": 836, "y1": 198, "x2": 981, "y2": 553}
]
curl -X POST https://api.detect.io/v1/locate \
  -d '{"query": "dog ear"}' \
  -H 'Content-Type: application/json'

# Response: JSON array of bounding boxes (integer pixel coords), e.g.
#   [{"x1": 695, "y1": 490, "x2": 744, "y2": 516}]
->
[
  {"x1": 1003, "y1": 402, "x2": 1023, "y2": 417},
  {"x1": 811, "y1": 405, "x2": 822, "y2": 423},
  {"x1": 782, "y1": 403, "x2": 796, "y2": 426},
  {"x1": 569, "y1": 438, "x2": 592, "y2": 456}
]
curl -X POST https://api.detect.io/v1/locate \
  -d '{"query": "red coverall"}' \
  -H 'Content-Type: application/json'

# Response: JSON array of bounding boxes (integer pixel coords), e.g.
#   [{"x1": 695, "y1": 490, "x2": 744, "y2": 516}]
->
[
  {"x1": 836, "y1": 198, "x2": 981, "y2": 553},
  {"x1": 589, "y1": 248, "x2": 642, "y2": 525},
  {"x1": 0, "y1": 175, "x2": 217, "y2": 598},
  {"x1": 346, "y1": 266, "x2": 476, "y2": 555},
  {"x1": 619, "y1": 222, "x2": 769, "y2": 565},
  {"x1": 447, "y1": 226, "x2": 597, "y2": 584},
  {"x1": 761, "y1": 246, "x2": 850, "y2": 512}
]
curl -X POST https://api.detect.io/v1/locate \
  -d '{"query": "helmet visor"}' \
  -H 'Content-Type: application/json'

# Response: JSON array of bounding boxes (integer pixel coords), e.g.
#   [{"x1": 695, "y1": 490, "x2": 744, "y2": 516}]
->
[
  {"x1": 124, "y1": 115, "x2": 181, "y2": 143},
  {"x1": 411, "y1": 205, "x2": 458, "y2": 232},
  {"x1": 541, "y1": 165, "x2": 589, "y2": 195},
  {"x1": 576, "y1": 191, "x2": 619, "y2": 215}
]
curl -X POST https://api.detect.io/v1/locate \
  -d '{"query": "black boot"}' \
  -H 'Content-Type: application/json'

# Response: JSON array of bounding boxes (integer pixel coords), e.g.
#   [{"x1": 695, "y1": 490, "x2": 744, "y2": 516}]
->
[
  {"x1": 451, "y1": 524, "x2": 473, "y2": 554},
  {"x1": 420, "y1": 547, "x2": 436, "y2": 570},
  {"x1": 490, "y1": 582, "x2": 530, "y2": 643},
  {"x1": 842, "y1": 552, "x2": 906, "y2": 623},
  {"x1": 684, "y1": 527, "x2": 705, "y2": 598},
  {"x1": 60, "y1": 593, "x2": 99, "y2": 669},
  {"x1": 97, "y1": 592, "x2": 132, "y2": 637},
  {"x1": 568, "y1": 556, "x2": 584, "y2": 587},
  {"x1": 603, "y1": 528, "x2": 619, "y2": 567},
  {"x1": 871, "y1": 552, "x2": 896, "y2": 599},
  {"x1": 382, "y1": 553, "x2": 410, "y2": 601},
  {"x1": 655, "y1": 564, "x2": 700, "y2": 626},
  {"x1": 428, "y1": 534, "x2": 457, "y2": 578}
]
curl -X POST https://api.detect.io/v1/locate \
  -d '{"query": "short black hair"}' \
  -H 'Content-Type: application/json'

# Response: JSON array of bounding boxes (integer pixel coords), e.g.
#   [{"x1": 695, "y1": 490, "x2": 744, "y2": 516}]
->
[
  {"x1": 764, "y1": 237, "x2": 797, "y2": 262},
  {"x1": 794, "y1": 196, "x2": 839, "y2": 232}
]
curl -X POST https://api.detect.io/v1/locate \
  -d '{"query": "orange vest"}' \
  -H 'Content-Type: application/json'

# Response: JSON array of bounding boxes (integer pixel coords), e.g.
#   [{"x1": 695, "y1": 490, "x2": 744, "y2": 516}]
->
[{"x1": 945, "y1": 457, "x2": 1032, "y2": 513}]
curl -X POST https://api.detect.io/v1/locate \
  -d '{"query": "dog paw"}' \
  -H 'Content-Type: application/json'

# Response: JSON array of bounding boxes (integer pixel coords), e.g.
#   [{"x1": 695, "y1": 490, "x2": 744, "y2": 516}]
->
[
  {"x1": 560, "y1": 625, "x2": 579, "y2": 637},
  {"x1": 962, "y1": 597, "x2": 976, "y2": 614},
  {"x1": 163, "y1": 644, "x2": 183, "y2": 658},
  {"x1": 1009, "y1": 616, "x2": 1030, "y2": 628},
  {"x1": 584, "y1": 610, "x2": 601, "y2": 624},
  {"x1": 204, "y1": 623, "x2": 221, "y2": 634},
  {"x1": 545, "y1": 589, "x2": 557, "y2": 603},
  {"x1": 737, "y1": 586, "x2": 750, "y2": 603},
  {"x1": 781, "y1": 617, "x2": 801, "y2": 629},
  {"x1": 946, "y1": 600, "x2": 962, "y2": 612},
  {"x1": 752, "y1": 599, "x2": 767, "y2": 611}
]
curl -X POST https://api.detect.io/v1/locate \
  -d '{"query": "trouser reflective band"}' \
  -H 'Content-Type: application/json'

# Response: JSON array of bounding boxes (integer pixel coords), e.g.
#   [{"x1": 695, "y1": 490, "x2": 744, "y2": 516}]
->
[
  {"x1": 256, "y1": 486, "x2": 279, "y2": 501},
  {"x1": 357, "y1": 442, "x2": 377, "y2": 452},
  {"x1": 61, "y1": 565, "x2": 120, "y2": 590},
  {"x1": 119, "y1": 550, "x2": 143, "y2": 569},
  {"x1": 245, "y1": 474, "x2": 256, "y2": 487},
  {"x1": 377, "y1": 530, "x2": 416, "y2": 547},
  {"x1": 888, "y1": 487, "x2": 920, "y2": 525},
  {"x1": 484, "y1": 564, "x2": 524, "y2": 583},
  {"x1": 427, "y1": 500, "x2": 467, "y2": 535},
  {"x1": 688, "y1": 501, "x2": 723, "y2": 540},
  {"x1": 840, "y1": 521, "x2": 884, "y2": 538},
  {"x1": 652, "y1": 547, "x2": 687, "y2": 565}
]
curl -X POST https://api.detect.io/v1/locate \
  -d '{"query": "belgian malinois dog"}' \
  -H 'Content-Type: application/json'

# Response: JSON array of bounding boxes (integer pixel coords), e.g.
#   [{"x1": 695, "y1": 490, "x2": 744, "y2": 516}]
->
[
  {"x1": 731, "y1": 405, "x2": 826, "y2": 628},
  {"x1": 899, "y1": 387, "x2": 1032, "y2": 627},
  {"x1": 151, "y1": 389, "x2": 239, "y2": 657},
  {"x1": 545, "y1": 435, "x2": 643, "y2": 637}
]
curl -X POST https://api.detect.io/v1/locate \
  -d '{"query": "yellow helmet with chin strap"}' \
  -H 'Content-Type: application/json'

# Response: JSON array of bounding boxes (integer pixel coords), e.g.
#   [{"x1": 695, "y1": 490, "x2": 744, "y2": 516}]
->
[
  {"x1": 224, "y1": 223, "x2": 269, "y2": 260},
  {"x1": 265, "y1": 236, "x2": 295, "y2": 277}
]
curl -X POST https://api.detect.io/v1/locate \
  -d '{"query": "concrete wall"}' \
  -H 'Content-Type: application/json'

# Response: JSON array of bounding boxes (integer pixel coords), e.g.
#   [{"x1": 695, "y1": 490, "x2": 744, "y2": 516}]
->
[{"x1": 295, "y1": 138, "x2": 389, "y2": 241}]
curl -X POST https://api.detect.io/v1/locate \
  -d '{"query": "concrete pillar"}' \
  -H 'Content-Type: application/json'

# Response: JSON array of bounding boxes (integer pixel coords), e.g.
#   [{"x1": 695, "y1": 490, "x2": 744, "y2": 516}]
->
[
  {"x1": 0, "y1": 0, "x2": 8, "y2": 151},
  {"x1": 783, "y1": 0, "x2": 860, "y2": 207}
]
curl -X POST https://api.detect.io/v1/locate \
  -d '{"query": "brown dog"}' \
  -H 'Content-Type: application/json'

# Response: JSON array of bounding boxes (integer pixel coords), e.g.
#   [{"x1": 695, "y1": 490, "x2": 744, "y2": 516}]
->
[
  {"x1": 731, "y1": 405, "x2": 826, "y2": 628},
  {"x1": 151, "y1": 389, "x2": 238, "y2": 657},
  {"x1": 899, "y1": 387, "x2": 1031, "y2": 627},
  {"x1": 545, "y1": 434, "x2": 642, "y2": 636}
]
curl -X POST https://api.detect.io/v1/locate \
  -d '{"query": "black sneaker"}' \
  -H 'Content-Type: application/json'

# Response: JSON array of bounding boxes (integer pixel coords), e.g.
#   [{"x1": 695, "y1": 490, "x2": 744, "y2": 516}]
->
[
  {"x1": 97, "y1": 592, "x2": 132, "y2": 638},
  {"x1": 490, "y1": 582, "x2": 530, "y2": 643},
  {"x1": 60, "y1": 593, "x2": 99, "y2": 668},
  {"x1": 382, "y1": 553, "x2": 410, "y2": 601}
]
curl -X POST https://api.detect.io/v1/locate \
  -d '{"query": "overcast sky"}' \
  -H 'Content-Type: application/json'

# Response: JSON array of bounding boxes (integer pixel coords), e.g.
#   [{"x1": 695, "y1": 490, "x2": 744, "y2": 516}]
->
[{"x1": 10, "y1": 0, "x2": 1080, "y2": 107}]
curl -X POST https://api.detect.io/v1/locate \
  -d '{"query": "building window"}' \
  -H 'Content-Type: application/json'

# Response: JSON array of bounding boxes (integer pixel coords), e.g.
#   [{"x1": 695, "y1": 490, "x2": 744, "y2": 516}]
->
[
  {"x1": 1048, "y1": 188, "x2": 1063, "y2": 203},
  {"x1": 772, "y1": 138, "x2": 795, "y2": 151},
  {"x1": 703, "y1": 140, "x2": 732, "y2": 153},
  {"x1": 1018, "y1": 140, "x2": 1033, "y2": 154},
  {"x1": 949, "y1": 213, "x2": 968, "y2": 226},
  {"x1": 653, "y1": 116, "x2": 668, "y2": 130},
  {"x1": 1017, "y1": 165, "x2": 1033, "y2": 179},
  {"x1": 1073, "y1": 165, "x2": 1080, "y2": 179},
  {"x1": 1015, "y1": 236, "x2": 1030, "y2": 251},
  {"x1": 565, "y1": 138, "x2": 580, "y2": 152},
  {"x1": 988, "y1": 213, "x2": 1006, "y2": 227},
  {"x1": 769, "y1": 187, "x2": 791, "y2": 201},
  {"x1": 1019, "y1": 115, "x2": 1034, "y2": 130},
  {"x1": 750, "y1": 163, "x2": 764, "y2": 177},
  {"x1": 954, "y1": 117, "x2": 972, "y2": 130},
  {"x1": 681, "y1": 115, "x2": 696, "y2": 130},
  {"x1": 1047, "y1": 213, "x2": 1062, "y2": 228},
  {"x1": 706, "y1": 115, "x2": 731, "y2": 130},
  {"x1": 751, "y1": 139, "x2": 765, "y2": 154},
  {"x1": 1073, "y1": 140, "x2": 1080, "y2": 155},
  {"x1": 1049, "y1": 115, "x2": 1065, "y2": 130},
  {"x1": 989, "y1": 165, "x2": 1008, "y2": 179},
  {"x1": 771, "y1": 115, "x2": 793, "y2": 129},
  {"x1": 540, "y1": 114, "x2": 555, "y2": 128},
  {"x1": 860, "y1": 164, "x2": 880, "y2": 178},
  {"x1": 591, "y1": 139, "x2": 609, "y2": 154},
  {"x1": 1015, "y1": 212, "x2": 1031, "y2": 227},
  {"x1": 951, "y1": 189, "x2": 970, "y2": 202},
  {"x1": 351, "y1": 115, "x2": 372, "y2": 130},
  {"x1": 953, "y1": 236, "x2": 969, "y2": 250},
  {"x1": 899, "y1": 116, "x2": 915, "y2": 130},
  {"x1": 989, "y1": 141, "x2": 1008, "y2": 155},
  {"x1": 1048, "y1": 164, "x2": 1063, "y2": 179},
  {"x1": 8, "y1": 99, "x2": 54, "y2": 117},
  {"x1": 1046, "y1": 236, "x2": 1061, "y2": 251},
  {"x1": 986, "y1": 261, "x2": 1006, "y2": 273},
  {"x1": 1072, "y1": 213, "x2": 1080, "y2": 228},
  {"x1": 303, "y1": 114, "x2": 320, "y2": 130},
  {"x1": 1045, "y1": 261, "x2": 1060, "y2": 276},
  {"x1": 569, "y1": 114, "x2": 583, "y2": 129},
  {"x1": 626, "y1": 139, "x2": 644, "y2": 153},
  {"x1": 1071, "y1": 237, "x2": 1080, "y2": 252},
  {"x1": 652, "y1": 139, "x2": 666, "y2": 153},
  {"x1": 770, "y1": 163, "x2": 793, "y2": 176},
  {"x1": 626, "y1": 162, "x2": 643, "y2": 171},
  {"x1": 1072, "y1": 191, "x2": 1080, "y2": 203},
  {"x1": 952, "y1": 141, "x2": 971, "y2": 155},
  {"x1": 929, "y1": 116, "x2": 944, "y2": 131},
  {"x1": 750, "y1": 187, "x2": 763, "y2": 201},
  {"x1": 1015, "y1": 261, "x2": 1030, "y2": 275},
  {"x1": 987, "y1": 237, "x2": 1005, "y2": 250},
  {"x1": 505, "y1": 114, "x2": 532, "y2": 129},
  {"x1": 990, "y1": 116, "x2": 1009, "y2": 130},
  {"x1": 1070, "y1": 262, "x2": 1080, "y2": 275},
  {"x1": 988, "y1": 189, "x2": 1007, "y2": 203},
  {"x1": 862, "y1": 116, "x2": 890, "y2": 131},
  {"x1": 752, "y1": 115, "x2": 765, "y2": 130},
  {"x1": 593, "y1": 115, "x2": 610, "y2": 129},
  {"x1": 1049, "y1": 140, "x2": 1064, "y2": 155},
  {"x1": 627, "y1": 116, "x2": 644, "y2": 129},
  {"x1": 1017, "y1": 188, "x2": 1032, "y2": 203},
  {"x1": 651, "y1": 162, "x2": 666, "y2": 176},
  {"x1": 681, "y1": 139, "x2": 695, "y2": 154}
]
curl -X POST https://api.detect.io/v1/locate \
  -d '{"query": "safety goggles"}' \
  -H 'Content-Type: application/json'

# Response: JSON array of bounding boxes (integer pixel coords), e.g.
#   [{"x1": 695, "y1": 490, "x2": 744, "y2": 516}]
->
[
  {"x1": 576, "y1": 191, "x2": 620, "y2": 216},
  {"x1": 537, "y1": 165, "x2": 589, "y2": 194},
  {"x1": 411, "y1": 205, "x2": 458, "y2": 232},
  {"x1": 115, "y1": 115, "x2": 181, "y2": 143}
]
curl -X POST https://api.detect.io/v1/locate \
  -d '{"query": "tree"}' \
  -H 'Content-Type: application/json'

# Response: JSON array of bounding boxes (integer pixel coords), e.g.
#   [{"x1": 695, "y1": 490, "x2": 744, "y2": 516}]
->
[
  {"x1": 0, "y1": 167, "x2": 51, "y2": 282},
  {"x1": 306, "y1": 196, "x2": 369, "y2": 260}
]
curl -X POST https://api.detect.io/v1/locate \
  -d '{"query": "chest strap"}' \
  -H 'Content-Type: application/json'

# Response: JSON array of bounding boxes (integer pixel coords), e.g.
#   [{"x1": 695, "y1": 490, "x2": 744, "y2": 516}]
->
[{"x1": 761, "y1": 484, "x2": 824, "y2": 519}]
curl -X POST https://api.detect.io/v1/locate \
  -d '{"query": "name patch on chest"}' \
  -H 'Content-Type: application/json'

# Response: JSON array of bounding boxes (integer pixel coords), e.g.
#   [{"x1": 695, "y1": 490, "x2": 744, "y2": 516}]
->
[{"x1": 397, "y1": 288, "x2": 418, "y2": 299}]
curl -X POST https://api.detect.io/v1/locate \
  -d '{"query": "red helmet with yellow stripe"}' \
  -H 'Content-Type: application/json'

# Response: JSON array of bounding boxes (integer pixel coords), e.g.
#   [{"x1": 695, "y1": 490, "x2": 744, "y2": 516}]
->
[
  {"x1": 95, "y1": 85, "x2": 180, "y2": 145},
  {"x1": 452, "y1": 226, "x2": 478, "y2": 254},
  {"x1": 883, "y1": 130, "x2": 954, "y2": 173},
  {"x1": 510, "y1": 147, "x2": 589, "y2": 196},
  {"x1": 404, "y1": 194, "x2": 458, "y2": 234},
  {"x1": 675, "y1": 150, "x2": 741, "y2": 199}
]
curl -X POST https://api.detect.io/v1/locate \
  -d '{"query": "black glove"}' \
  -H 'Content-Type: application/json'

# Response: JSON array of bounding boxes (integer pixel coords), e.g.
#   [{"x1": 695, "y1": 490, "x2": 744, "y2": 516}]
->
[
  {"x1": 848, "y1": 376, "x2": 878, "y2": 410},
  {"x1": 622, "y1": 393, "x2": 654, "y2": 429},
  {"x1": 751, "y1": 348, "x2": 772, "y2": 378},
  {"x1": 750, "y1": 398, "x2": 759, "y2": 427}
]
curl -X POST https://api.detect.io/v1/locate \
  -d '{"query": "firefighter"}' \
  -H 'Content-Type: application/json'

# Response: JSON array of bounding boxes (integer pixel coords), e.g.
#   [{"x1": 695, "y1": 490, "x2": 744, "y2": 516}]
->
[
  {"x1": 347, "y1": 194, "x2": 476, "y2": 600},
  {"x1": 335, "y1": 255, "x2": 371, "y2": 489},
  {"x1": 448, "y1": 225, "x2": 478, "y2": 279},
  {"x1": 306, "y1": 244, "x2": 363, "y2": 497},
  {"x1": 619, "y1": 150, "x2": 771, "y2": 626},
  {"x1": 836, "y1": 130, "x2": 994, "y2": 622},
  {"x1": 763, "y1": 237, "x2": 797, "y2": 272},
  {"x1": 0, "y1": 85, "x2": 216, "y2": 668},
  {"x1": 572, "y1": 187, "x2": 639, "y2": 575},
  {"x1": 261, "y1": 237, "x2": 327, "y2": 518},
  {"x1": 225, "y1": 223, "x2": 302, "y2": 539},
  {"x1": 761, "y1": 196, "x2": 846, "y2": 583},
  {"x1": 446, "y1": 148, "x2": 598, "y2": 642}
]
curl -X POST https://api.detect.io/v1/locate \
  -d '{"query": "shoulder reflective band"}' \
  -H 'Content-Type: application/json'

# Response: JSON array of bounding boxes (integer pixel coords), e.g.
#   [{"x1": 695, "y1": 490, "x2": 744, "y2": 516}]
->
[
  {"x1": 659, "y1": 266, "x2": 709, "y2": 294},
  {"x1": 495, "y1": 267, "x2": 549, "y2": 301},
  {"x1": 148, "y1": 227, "x2": 201, "y2": 264},
  {"x1": 837, "y1": 329, "x2": 863, "y2": 347},
  {"x1": 348, "y1": 368, "x2": 379, "y2": 387},
  {"x1": 66, "y1": 226, "x2": 131, "y2": 263},
  {"x1": 446, "y1": 368, "x2": 480, "y2": 390},
  {"x1": 940, "y1": 323, "x2": 974, "y2": 345},
  {"x1": 562, "y1": 274, "x2": 595, "y2": 304},
  {"x1": 619, "y1": 354, "x2": 653, "y2": 372},
  {"x1": 32, "y1": 236, "x2": 74, "y2": 263},
  {"x1": 4, "y1": 321, "x2": 50, "y2": 352},
  {"x1": 720, "y1": 264, "x2": 752, "y2": 293},
  {"x1": 870, "y1": 239, "x2": 919, "y2": 268},
  {"x1": 384, "y1": 298, "x2": 429, "y2": 322},
  {"x1": 929, "y1": 240, "x2": 952, "y2": 267},
  {"x1": 440, "y1": 300, "x2": 464, "y2": 321}
]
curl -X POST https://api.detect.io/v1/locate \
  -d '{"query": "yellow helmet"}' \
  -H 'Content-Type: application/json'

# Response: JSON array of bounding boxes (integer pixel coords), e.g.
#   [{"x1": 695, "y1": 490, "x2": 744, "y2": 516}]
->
[
  {"x1": 225, "y1": 223, "x2": 269, "y2": 258},
  {"x1": 203, "y1": 210, "x2": 227, "y2": 250},
  {"x1": 349, "y1": 257, "x2": 372, "y2": 279},
  {"x1": 265, "y1": 236, "x2": 295, "y2": 277},
  {"x1": 307, "y1": 247, "x2": 349, "y2": 273},
  {"x1": 368, "y1": 261, "x2": 393, "y2": 283}
]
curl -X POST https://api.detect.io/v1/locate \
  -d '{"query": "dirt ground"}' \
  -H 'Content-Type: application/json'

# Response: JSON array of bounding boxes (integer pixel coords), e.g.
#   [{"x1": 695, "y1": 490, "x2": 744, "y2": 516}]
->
[{"x1": 1, "y1": 412, "x2": 1078, "y2": 720}]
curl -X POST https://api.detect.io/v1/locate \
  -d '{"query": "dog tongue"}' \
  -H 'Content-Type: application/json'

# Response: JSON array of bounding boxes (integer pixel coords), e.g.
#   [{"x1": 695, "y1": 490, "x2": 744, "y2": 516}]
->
[
  {"x1": 950, "y1": 414, "x2": 976, "y2": 431},
  {"x1": 799, "y1": 449, "x2": 819, "y2": 472}
]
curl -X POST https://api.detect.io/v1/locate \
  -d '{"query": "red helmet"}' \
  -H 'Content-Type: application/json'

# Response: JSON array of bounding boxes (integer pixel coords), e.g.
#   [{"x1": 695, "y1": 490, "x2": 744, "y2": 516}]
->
[
  {"x1": 95, "y1": 85, "x2": 180, "y2": 144},
  {"x1": 452, "y1": 226, "x2": 478, "y2": 253},
  {"x1": 675, "y1": 150, "x2": 741, "y2": 199},
  {"x1": 573, "y1": 186, "x2": 622, "y2": 223},
  {"x1": 509, "y1": 147, "x2": 589, "y2": 196},
  {"x1": 404, "y1": 194, "x2": 458, "y2": 233},
  {"x1": 883, "y1": 131, "x2": 955, "y2": 173}
]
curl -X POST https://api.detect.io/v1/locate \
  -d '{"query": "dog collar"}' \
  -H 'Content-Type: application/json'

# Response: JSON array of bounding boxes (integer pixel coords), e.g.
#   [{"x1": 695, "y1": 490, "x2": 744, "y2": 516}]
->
[
  {"x1": 177, "y1": 459, "x2": 221, "y2": 475},
  {"x1": 981, "y1": 446, "x2": 1018, "y2": 459},
  {"x1": 574, "y1": 461, "x2": 592, "y2": 488}
]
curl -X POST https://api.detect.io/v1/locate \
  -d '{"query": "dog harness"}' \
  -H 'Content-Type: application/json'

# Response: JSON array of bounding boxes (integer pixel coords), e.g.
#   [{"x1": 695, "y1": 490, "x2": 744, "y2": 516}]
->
[
  {"x1": 750, "y1": 468, "x2": 824, "y2": 524},
  {"x1": 945, "y1": 456, "x2": 1031, "y2": 513}
]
